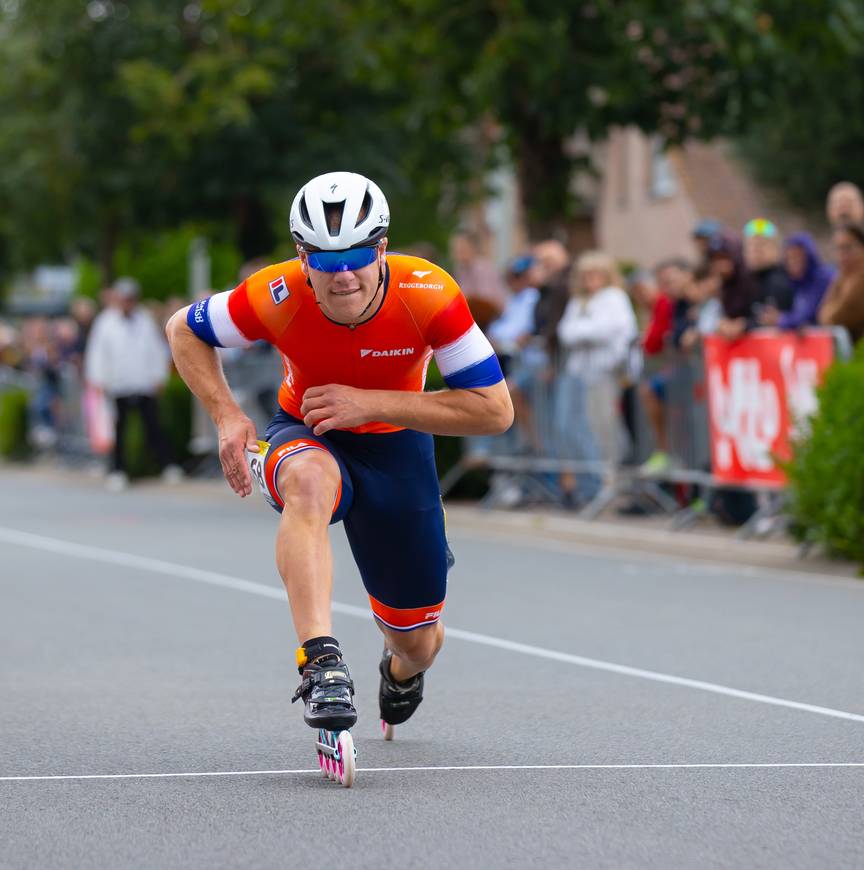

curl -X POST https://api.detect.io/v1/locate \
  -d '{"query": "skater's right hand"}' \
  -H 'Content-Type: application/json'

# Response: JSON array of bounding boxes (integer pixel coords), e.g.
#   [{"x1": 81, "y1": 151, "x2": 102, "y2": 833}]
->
[{"x1": 217, "y1": 412, "x2": 259, "y2": 497}]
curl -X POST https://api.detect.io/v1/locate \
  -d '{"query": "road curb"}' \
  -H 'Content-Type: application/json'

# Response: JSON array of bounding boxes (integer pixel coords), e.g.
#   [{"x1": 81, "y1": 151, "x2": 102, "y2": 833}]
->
[{"x1": 444, "y1": 504, "x2": 860, "y2": 580}]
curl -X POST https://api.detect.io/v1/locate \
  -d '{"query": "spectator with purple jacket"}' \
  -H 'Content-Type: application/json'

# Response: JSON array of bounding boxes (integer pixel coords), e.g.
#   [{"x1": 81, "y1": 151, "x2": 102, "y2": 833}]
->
[{"x1": 757, "y1": 233, "x2": 835, "y2": 330}]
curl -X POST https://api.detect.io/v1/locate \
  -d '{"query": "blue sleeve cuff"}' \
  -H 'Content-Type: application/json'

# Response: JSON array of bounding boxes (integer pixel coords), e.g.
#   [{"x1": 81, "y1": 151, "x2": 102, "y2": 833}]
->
[
  {"x1": 187, "y1": 299, "x2": 223, "y2": 347},
  {"x1": 443, "y1": 355, "x2": 504, "y2": 389}
]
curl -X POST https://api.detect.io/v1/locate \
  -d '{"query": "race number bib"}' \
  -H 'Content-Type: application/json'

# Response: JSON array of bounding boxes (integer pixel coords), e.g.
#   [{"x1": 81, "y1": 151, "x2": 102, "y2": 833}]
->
[{"x1": 247, "y1": 439, "x2": 279, "y2": 509}]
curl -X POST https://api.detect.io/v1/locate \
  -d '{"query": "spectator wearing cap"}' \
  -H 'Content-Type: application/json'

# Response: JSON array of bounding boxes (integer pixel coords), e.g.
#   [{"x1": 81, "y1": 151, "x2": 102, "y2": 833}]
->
[
  {"x1": 692, "y1": 218, "x2": 722, "y2": 263},
  {"x1": 818, "y1": 222, "x2": 864, "y2": 345},
  {"x1": 826, "y1": 182, "x2": 864, "y2": 229},
  {"x1": 743, "y1": 219, "x2": 794, "y2": 320},
  {"x1": 487, "y1": 255, "x2": 540, "y2": 376},
  {"x1": 758, "y1": 233, "x2": 835, "y2": 330},
  {"x1": 84, "y1": 277, "x2": 182, "y2": 490}
]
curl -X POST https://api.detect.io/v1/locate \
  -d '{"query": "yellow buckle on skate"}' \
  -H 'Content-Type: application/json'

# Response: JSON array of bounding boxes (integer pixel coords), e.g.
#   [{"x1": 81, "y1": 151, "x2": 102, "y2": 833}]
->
[{"x1": 296, "y1": 646, "x2": 308, "y2": 668}]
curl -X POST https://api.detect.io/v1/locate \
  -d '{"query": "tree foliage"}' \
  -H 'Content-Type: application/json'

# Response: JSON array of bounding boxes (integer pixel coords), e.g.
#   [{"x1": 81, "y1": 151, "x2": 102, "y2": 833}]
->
[
  {"x1": 1, "y1": 0, "x2": 861, "y2": 279},
  {"x1": 737, "y1": 0, "x2": 864, "y2": 212}
]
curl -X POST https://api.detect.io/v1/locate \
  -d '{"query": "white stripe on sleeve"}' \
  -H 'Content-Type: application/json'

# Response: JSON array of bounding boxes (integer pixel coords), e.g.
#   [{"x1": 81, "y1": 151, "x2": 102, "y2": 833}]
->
[
  {"x1": 433, "y1": 323, "x2": 494, "y2": 377},
  {"x1": 208, "y1": 290, "x2": 255, "y2": 348}
]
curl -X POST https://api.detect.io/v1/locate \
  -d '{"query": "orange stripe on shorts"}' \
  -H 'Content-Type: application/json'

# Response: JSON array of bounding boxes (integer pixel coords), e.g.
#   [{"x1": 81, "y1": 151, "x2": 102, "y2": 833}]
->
[{"x1": 368, "y1": 594, "x2": 445, "y2": 631}]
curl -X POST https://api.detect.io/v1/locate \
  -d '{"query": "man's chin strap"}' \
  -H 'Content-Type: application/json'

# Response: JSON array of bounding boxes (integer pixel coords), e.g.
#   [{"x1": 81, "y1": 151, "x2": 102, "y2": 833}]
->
[{"x1": 308, "y1": 261, "x2": 385, "y2": 328}]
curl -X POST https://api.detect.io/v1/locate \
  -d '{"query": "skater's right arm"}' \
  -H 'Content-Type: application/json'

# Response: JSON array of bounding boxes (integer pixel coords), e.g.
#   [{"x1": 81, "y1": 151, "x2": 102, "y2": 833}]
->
[{"x1": 165, "y1": 305, "x2": 259, "y2": 497}]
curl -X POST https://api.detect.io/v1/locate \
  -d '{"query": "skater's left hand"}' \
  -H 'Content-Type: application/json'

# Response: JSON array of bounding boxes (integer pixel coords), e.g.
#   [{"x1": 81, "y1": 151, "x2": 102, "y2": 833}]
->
[{"x1": 301, "y1": 385, "x2": 378, "y2": 435}]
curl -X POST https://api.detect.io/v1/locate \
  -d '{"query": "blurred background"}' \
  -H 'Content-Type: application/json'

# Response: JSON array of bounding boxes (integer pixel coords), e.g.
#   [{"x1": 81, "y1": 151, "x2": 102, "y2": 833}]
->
[{"x1": 1, "y1": 0, "x2": 863, "y2": 569}]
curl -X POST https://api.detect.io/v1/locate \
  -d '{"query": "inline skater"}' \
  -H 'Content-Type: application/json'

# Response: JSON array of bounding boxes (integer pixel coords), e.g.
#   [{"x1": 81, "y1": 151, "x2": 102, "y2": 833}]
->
[{"x1": 166, "y1": 172, "x2": 512, "y2": 781}]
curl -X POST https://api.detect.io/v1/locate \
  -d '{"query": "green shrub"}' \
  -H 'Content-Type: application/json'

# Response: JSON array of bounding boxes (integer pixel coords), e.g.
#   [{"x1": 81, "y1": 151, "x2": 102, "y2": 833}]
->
[
  {"x1": 122, "y1": 376, "x2": 192, "y2": 479},
  {"x1": 786, "y1": 343, "x2": 864, "y2": 571},
  {"x1": 0, "y1": 389, "x2": 30, "y2": 458},
  {"x1": 74, "y1": 226, "x2": 242, "y2": 300}
]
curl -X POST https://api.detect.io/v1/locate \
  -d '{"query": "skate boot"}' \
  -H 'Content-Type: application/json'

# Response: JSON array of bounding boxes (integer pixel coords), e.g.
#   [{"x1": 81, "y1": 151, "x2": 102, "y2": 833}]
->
[
  {"x1": 291, "y1": 636, "x2": 357, "y2": 731},
  {"x1": 379, "y1": 647, "x2": 424, "y2": 741},
  {"x1": 291, "y1": 636, "x2": 357, "y2": 787}
]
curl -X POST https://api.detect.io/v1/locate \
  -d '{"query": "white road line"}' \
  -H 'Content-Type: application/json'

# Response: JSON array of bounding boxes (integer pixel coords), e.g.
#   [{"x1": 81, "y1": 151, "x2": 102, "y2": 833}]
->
[
  {"x1": 2, "y1": 525, "x2": 864, "y2": 726},
  {"x1": 3, "y1": 763, "x2": 864, "y2": 783}
]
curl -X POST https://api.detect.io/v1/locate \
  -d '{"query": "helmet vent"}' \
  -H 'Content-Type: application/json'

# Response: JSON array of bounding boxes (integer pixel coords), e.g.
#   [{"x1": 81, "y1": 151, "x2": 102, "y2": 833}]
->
[
  {"x1": 324, "y1": 201, "x2": 346, "y2": 237},
  {"x1": 356, "y1": 190, "x2": 373, "y2": 228},
  {"x1": 299, "y1": 196, "x2": 313, "y2": 230}
]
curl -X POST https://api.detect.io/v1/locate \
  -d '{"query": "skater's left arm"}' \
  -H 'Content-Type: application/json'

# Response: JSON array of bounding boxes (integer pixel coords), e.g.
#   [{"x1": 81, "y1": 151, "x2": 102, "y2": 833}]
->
[{"x1": 300, "y1": 381, "x2": 513, "y2": 437}]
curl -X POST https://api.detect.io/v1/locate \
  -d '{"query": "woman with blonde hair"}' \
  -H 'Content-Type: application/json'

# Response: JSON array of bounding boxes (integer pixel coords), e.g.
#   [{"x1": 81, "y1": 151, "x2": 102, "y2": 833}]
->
[{"x1": 554, "y1": 250, "x2": 638, "y2": 507}]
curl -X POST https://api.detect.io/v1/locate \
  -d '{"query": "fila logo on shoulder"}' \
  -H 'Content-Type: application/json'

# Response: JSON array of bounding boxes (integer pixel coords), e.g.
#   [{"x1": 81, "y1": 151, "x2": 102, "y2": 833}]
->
[
  {"x1": 412, "y1": 270, "x2": 433, "y2": 279},
  {"x1": 269, "y1": 275, "x2": 290, "y2": 305},
  {"x1": 360, "y1": 347, "x2": 415, "y2": 358}
]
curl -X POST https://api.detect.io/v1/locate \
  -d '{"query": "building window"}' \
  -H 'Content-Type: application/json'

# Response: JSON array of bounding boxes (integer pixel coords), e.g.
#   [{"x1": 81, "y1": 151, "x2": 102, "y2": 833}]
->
[{"x1": 649, "y1": 137, "x2": 677, "y2": 199}]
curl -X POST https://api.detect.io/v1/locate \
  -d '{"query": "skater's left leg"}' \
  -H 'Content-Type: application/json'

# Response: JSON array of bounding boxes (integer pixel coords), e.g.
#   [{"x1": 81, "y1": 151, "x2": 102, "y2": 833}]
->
[{"x1": 379, "y1": 621, "x2": 444, "y2": 682}]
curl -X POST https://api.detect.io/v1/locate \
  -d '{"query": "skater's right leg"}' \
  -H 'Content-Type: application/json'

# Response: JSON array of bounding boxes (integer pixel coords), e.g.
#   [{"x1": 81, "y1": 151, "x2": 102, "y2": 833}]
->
[
  {"x1": 275, "y1": 451, "x2": 341, "y2": 642},
  {"x1": 272, "y1": 446, "x2": 357, "y2": 731}
]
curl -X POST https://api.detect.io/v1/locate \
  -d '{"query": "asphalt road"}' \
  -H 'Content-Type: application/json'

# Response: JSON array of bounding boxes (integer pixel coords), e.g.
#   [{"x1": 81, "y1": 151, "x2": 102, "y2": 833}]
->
[{"x1": 2, "y1": 466, "x2": 863, "y2": 869}]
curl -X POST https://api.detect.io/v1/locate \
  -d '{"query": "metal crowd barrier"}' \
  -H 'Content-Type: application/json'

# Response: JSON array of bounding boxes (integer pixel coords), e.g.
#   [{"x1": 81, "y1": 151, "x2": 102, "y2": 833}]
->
[{"x1": 440, "y1": 327, "x2": 854, "y2": 536}]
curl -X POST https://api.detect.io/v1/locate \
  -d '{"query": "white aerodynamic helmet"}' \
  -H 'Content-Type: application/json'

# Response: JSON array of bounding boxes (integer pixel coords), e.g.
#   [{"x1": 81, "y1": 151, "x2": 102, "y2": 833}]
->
[{"x1": 289, "y1": 171, "x2": 390, "y2": 251}]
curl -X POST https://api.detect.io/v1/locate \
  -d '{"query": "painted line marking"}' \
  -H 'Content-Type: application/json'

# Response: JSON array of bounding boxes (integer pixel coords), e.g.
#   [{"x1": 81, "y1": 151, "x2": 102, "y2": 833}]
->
[
  {"x1": 3, "y1": 763, "x2": 864, "y2": 783},
  {"x1": 2, "y1": 526, "x2": 864, "y2": 726}
]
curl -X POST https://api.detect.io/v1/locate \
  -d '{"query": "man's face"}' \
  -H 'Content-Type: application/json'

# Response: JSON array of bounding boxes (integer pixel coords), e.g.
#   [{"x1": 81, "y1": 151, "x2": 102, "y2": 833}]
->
[
  {"x1": 301, "y1": 241, "x2": 387, "y2": 325},
  {"x1": 656, "y1": 265, "x2": 690, "y2": 297},
  {"x1": 709, "y1": 254, "x2": 734, "y2": 279},
  {"x1": 118, "y1": 295, "x2": 138, "y2": 315},
  {"x1": 744, "y1": 235, "x2": 780, "y2": 270},
  {"x1": 532, "y1": 240, "x2": 568, "y2": 284},
  {"x1": 784, "y1": 245, "x2": 808, "y2": 280},
  {"x1": 450, "y1": 234, "x2": 475, "y2": 265},
  {"x1": 827, "y1": 185, "x2": 864, "y2": 227}
]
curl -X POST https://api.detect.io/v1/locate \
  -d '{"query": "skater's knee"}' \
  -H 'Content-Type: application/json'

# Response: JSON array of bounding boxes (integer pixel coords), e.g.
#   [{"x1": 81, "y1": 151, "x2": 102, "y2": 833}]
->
[
  {"x1": 386, "y1": 622, "x2": 443, "y2": 669},
  {"x1": 278, "y1": 452, "x2": 340, "y2": 520}
]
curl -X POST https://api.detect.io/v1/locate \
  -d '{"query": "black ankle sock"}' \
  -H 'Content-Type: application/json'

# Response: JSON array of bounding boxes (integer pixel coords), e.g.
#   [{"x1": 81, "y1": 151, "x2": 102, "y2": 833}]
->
[{"x1": 298, "y1": 636, "x2": 342, "y2": 673}]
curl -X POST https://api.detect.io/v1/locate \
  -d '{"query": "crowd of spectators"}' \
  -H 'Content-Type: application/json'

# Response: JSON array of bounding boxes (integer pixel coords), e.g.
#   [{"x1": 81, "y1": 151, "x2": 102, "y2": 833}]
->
[
  {"x1": 466, "y1": 180, "x2": 864, "y2": 509},
  {"x1": 2, "y1": 180, "x2": 863, "y2": 512},
  {"x1": 0, "y1": 285, "x2": 183, "y2": 488}
]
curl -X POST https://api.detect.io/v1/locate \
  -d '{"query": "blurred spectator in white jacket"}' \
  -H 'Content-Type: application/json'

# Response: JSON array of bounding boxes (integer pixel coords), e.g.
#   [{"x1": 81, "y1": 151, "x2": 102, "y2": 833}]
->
[
  {"x1": 84, "y1": 277, "x2": 181, "y2": 490},
  {"x1": 557, "y1": 251, "x2": 638, "y2": 382},
  {"x1": 554, "y1": 251, "x2": 638, "y2": 507}
]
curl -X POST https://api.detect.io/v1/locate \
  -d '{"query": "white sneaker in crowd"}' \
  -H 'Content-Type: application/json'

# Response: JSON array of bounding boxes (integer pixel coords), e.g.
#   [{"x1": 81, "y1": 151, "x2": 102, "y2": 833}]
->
[
  {"x1": 161, "y1": 465, "x2": 185, "y2": 485},
  {"x1": 106, "y1": 471, "x2": 129, "y2": 492}
]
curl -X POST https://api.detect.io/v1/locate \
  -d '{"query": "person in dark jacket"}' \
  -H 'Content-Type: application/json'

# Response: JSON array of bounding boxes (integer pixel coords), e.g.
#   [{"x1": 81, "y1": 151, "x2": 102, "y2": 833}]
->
[
  {"x1": 707, "y1": 234, "x2": 757, "y2": 340},
  {"x1": 757, "y1": 232, "x2": 835, "y2": 330},
  {"x1": 742, "y1": 218, "x2": 794, "y2": 317}
]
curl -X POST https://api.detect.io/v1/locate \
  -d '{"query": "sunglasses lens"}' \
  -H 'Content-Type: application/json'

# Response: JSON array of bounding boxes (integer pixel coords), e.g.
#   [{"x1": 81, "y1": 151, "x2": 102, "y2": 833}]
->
[{"x1": 306, "y1": 247, "x2": 378, "y2": 272}]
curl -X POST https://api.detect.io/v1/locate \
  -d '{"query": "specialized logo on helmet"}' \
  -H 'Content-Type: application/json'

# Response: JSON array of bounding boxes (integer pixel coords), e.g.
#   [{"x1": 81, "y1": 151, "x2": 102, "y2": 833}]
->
[
  {"x1": 269, "y1": 275, "x2": 290, "y2": 305},
  {"x1": 330, "y1": 184, "x2": 338, "y2": 194},
  {"x1": 360, "y1": 347, "x2": 415, "y2": 358}
]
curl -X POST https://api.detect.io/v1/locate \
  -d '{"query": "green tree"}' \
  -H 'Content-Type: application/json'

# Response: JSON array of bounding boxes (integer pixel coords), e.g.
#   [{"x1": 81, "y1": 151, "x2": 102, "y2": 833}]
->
[
  {"x1": 0, "y1": 0, "x2": 472, "y2": 283},
  {"x1": 348, "y1": 0, "x2": 777, "y2": 237},
  {"x1": 736, "y1": 0, "x2": 864, "y2": 212}
]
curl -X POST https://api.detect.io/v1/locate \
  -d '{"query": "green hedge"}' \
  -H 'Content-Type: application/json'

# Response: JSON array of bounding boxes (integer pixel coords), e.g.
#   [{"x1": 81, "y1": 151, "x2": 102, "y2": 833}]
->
[
  {"x1": 0, "y1": 389, "x2": 30, "y2": 458},
  {"x1": 123, "y1": 375, "x2": 192, "y2": 478},
  {"x1": 786, "y1": 343, "x2": 864, "y2": 572}
]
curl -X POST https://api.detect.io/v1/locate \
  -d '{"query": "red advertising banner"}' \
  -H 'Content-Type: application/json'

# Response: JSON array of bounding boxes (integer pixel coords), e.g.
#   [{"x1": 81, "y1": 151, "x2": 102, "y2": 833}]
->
[{"x1": 703, "y1": 331, "x2": 835, "y2": 486}]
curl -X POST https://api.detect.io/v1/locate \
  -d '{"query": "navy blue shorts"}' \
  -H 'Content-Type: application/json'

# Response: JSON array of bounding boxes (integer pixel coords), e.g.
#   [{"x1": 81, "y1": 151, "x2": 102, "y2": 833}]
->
[{"x1": 254, "y1": 409, "x2": 448, "y2": 631}]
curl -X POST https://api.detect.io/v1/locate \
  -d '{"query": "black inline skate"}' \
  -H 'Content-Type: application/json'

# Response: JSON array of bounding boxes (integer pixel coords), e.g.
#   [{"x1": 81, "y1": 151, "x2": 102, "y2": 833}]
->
[
  {"x1": 378, "y1": 647, "x2": 425, "y2": 741},
  {"x1": 291, "y1": 636, "x2": 357, "y2": 787}
]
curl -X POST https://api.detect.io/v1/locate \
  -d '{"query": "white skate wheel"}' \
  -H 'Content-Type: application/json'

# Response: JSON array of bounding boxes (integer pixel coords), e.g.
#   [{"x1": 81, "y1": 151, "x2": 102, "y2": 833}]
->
[
  {"x1": 337, "y1": 731, "x2": 355, "y2": 788},
  {"x1": 381, "y1": 720, "x2": 394, "y2": 741}
]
